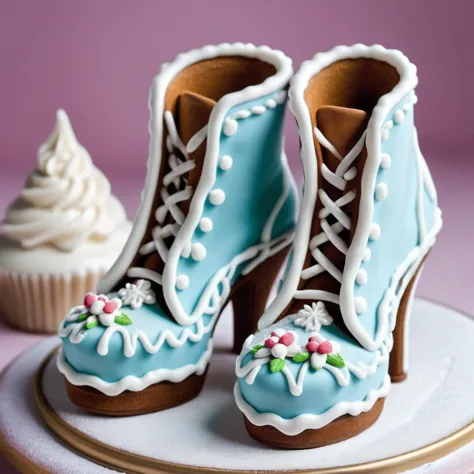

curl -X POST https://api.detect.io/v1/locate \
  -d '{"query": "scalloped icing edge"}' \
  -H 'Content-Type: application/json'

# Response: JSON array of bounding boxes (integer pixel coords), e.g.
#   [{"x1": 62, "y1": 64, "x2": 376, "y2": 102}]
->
[
  {"x1": 99, "y1": 43, "x2": 293, "y2": 327},
  {"x1": 234, "y1": 373, "x2": 391, "y2": 436},
  {"x1": 57, "y1": 339, "x2": 213, "y2": 396}
]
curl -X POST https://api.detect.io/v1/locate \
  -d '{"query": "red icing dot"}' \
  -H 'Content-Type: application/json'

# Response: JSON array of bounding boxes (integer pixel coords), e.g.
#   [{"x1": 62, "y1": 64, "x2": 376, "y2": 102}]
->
[
  {"x1": 279, "y1": 332, "x2": 294, "y2": 346},
  {"x1": 84, "y1": 294, "x2": 96, "y2": 308},
  {"x1": 103, "y1": 301, "x2": 118, "y2": 314},
  {"x1": 308, "y1": 336, "x2": 319, "y2": 342},
  {"x1": 271, "y1": 331, "x2": 279, "y2": 337},
  {"x1": 264, "y1": 338, "x2": 277, "y2": 348},
  {"x1": 318, "y1": 341, "x2": 333, "y2": 354},
  {"x1": 306, "y1": 341, "x2": 319, "y2": 353},
  {"x1": 98, "y1": 296, "x2": 107, "y2": 302}
]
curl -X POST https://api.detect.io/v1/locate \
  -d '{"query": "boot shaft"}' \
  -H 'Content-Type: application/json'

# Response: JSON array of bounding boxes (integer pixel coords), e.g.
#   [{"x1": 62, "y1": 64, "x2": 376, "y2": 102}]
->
[
  {"x1": 99, "y1": 43, "x2": 297, "y2": 326},
  {"x1": 260, "y1": 45, "x2": 442, "y2": 350}
]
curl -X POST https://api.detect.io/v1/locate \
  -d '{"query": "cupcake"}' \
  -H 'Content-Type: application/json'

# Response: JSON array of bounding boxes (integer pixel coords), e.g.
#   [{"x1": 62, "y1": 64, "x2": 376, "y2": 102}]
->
[{"x1": 0, "y1": 110, "x2": 132, "y2": 333}]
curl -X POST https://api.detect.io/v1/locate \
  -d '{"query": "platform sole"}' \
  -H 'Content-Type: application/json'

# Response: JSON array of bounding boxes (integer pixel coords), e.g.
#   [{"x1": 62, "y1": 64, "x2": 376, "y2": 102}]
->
[
  {"x1": 243, "y1": 398, "x2": 385, "y2": 449},
  {"x1": 64, "y1": 369, "x2": 208, "y2": 416}
]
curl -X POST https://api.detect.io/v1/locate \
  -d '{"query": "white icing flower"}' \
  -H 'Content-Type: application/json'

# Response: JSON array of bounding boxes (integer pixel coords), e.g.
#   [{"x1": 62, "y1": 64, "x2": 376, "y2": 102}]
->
[
  {"x1": 305, "y1": 333, "x2": 342, "y2": 370},
  {"x1": 118, "y1": 279, "x2": 156, "y2": 309},
  {"x1": 80, "y1": 292, "x2": 127, "y2": 328},
  {"x1": 293, "y1": 302, "x2": 333, "y2": 333},
  {"x1": 254, "y1": 329, "x2": 301, "y2": 360}
]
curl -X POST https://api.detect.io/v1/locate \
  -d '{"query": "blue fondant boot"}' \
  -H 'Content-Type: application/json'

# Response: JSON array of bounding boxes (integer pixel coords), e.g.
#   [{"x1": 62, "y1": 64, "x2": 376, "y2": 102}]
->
[
  {"x1": 57, "y1": 43, "x2": 297, "y2": 415},
  {"x1": 235, "y1": 44, "x2": 442, "y2": 448}
]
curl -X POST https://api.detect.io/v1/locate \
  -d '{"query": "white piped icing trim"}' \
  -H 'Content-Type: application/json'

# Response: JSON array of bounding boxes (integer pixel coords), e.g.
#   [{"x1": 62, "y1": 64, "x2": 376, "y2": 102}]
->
[
  {"x1": 223, "y1": 90, "x2": 286, "y2": 136},
  {"x1": 260, "y1": 44, "x2": 442, "y2": 352},
  {"x1": 234, "y1": 374, "x2": 391, "y2": 436},
  {"x1": 59, "y1": 304, "x2": 214, "y2": 357},
  {"x1": 98, "y1": 43, "x2": 293, "y2": 329},
  {"x1": 57, "y1": 340, "x2": 212, "y2": 396},
  {"x1": 59, "y1": 232, "x2": 293, "y2": 358}
]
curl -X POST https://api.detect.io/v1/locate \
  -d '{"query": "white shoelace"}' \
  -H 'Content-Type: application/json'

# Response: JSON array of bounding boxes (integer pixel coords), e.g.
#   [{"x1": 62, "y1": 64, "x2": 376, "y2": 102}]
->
[
  {"x1": 128, "y1": 111, "x2": 207, "y2": 285},
  {"x1": 294, "y1": 127, "x2": 367, "y2": 305}
]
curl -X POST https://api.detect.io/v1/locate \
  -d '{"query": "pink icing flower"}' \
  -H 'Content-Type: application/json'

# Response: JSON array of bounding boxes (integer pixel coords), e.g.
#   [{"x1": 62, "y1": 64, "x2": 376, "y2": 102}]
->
[
  {"x1": 82, "y1": 292, "x2": 123, "y2": 327},
  {"x1": 305, "y1": 334, "x2": 340, "y2": 370},
  {"x1": 255, "y1": 329, "x2": 301, "y2": 360}
]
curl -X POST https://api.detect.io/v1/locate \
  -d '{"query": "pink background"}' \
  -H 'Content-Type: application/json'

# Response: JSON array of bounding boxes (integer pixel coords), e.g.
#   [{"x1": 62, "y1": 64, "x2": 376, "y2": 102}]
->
[{"x1": 0, "y1": 1, "x2": 473, "y2": 472}]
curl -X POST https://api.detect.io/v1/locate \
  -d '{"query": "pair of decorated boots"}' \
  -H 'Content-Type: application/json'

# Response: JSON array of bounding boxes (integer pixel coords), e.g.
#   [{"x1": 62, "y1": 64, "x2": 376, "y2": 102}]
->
[{"x1": 57, "y1": 43, "x2": 442, "y2": 449}]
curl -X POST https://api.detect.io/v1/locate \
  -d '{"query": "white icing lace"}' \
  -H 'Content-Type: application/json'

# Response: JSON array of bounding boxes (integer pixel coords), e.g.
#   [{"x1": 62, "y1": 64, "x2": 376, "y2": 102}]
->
[
  {"x1": 294, "y1": 127, "x2": 367, "y2": 305},
  {"x1": 127, "y1": 111, "x2": 207, "y2": 285}
]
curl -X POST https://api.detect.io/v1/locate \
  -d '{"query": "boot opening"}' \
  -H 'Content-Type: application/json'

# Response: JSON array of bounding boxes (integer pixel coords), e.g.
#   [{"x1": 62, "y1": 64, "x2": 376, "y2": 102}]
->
[
  {"x1": 164, "y1": 56, "x2": 277, "y2": 113},
  {"x1": 304, "y1": 58, "x2": 400, "y2": 125}
]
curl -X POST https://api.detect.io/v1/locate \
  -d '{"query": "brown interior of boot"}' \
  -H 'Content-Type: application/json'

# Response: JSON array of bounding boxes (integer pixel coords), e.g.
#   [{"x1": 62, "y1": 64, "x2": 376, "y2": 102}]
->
[
  {"x1": 164, "y1": 56, "x2": 277, "y2": 114},
  {"x1": 118, "y1": 57, "x2": 278, "y2": 303},
  {"x1": 283, "y1": 59, "x2": 401, "y2": 331},
  {"x1": 304, "y1": 58, "x2": 400, "y2": 135}
]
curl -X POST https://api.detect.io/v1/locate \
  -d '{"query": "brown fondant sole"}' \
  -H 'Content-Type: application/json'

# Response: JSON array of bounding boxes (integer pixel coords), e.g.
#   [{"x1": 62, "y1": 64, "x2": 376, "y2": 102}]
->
[
  {"x1": 64, "y1": 369, "x2": 207, "y2": 416},
  {"x1": 243, "y1": 398, "x2": 385, "y2": 449}
]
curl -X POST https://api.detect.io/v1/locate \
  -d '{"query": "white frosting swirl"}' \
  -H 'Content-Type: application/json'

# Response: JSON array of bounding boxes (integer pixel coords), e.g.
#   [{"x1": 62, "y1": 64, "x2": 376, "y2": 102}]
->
[{"x1": 3, "y1": 110, "x2": 128, "y2": 251}]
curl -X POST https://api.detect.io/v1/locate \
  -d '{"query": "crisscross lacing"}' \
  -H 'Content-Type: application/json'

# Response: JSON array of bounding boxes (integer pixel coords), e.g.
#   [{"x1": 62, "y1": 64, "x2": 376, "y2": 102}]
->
[
  {"x1": 127, "y1": 111, "x2": 207, "y2": 285},
  {"x1": 294, "y1": 127, "x2": 367, "y2": 305}
]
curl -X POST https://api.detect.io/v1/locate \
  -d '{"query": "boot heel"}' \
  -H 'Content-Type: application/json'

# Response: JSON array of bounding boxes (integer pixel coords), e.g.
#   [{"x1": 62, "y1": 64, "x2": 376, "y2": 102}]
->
[
  {"x1": 389, "y1": 255, "x2": 428, "y2": 382},
  {"x1": 231, "y1": 247, "x2": 290, "y2": 354}
]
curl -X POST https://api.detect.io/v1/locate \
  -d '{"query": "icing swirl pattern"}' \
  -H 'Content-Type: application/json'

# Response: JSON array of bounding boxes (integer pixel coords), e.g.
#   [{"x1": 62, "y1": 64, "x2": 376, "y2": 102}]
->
[{"x1": 3, "y1": 110, "x2": 127, "y2": 251}]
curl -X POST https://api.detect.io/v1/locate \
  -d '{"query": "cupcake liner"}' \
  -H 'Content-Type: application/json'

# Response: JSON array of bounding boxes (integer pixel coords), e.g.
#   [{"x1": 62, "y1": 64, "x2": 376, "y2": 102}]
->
[{"x1": 0, "y1": 269, "x2": 105, "y2": 333}]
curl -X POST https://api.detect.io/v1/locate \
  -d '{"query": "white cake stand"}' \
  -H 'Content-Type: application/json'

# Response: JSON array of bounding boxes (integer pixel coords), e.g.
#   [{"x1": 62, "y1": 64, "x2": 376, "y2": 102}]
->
[{"x1": 1, "y1": 299, "x2": 473, "y2": 474}]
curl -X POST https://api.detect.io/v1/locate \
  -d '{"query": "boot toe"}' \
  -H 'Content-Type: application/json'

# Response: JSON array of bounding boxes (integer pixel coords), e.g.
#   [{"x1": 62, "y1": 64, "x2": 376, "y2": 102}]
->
[
  {"x1": 58, "y1": 294, "x2": 212, "y2": 395},
  {"x1": 235, "y1": 315, "x2": 390, "y2": 435}
]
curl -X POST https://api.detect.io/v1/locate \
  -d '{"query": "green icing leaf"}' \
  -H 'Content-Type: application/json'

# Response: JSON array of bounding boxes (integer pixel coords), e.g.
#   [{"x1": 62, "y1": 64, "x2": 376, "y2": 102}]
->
[
  {"x1": 85, "y1": 319, "x2": 98, "y2": 329},
  {"x1": 78, "y1": 312, "x2": 88, "y2": 321},
  {"x1": 293, "y1": 352, "x2": 310, "y2": 363},
  {"x1": 326, "y1": 353, "x2": 346, "y2": 368},
  {"x1": 114, "y1": 313, "x2": 133, "y2": 326},
  {"x1": 251, "y1": 344, "x2": 264, "y2": 355},
  {"x1": 269, "y1": 358, "x2": 285, "y2": 373}
]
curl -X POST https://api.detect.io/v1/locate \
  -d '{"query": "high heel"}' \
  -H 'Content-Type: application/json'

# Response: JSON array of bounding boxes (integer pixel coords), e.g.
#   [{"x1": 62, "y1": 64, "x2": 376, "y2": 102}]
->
[
  {"x1": 232, "y1": 246, "x2": 290, "y2": 354},
  {"x1": 57, "y1": 43, "x2": 297, "y2": 416},
  {"x1": 389, "y1": 254, "x2": 428, "y2": 383},
  {"x1": 234, "y1": 44, "x2": 442, "y2": 449}
]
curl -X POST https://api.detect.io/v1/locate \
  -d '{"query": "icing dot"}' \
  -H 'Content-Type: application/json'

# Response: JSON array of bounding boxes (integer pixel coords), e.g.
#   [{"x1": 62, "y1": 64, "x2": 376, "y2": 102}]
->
[
  {"x1": 181, "y1": 241, "x2": 191, "y2": 258},
  {"x1": 191, "y1": 243, "x2": 206, "y2": 261},
  {"x1": 356, "y1": 269, "x2": 368, "y2": 286},
  {"x1": 176, "y1": 275, "x2": 189, "y2": 290},
  {"x1": 344, "y1": 167, "x2": 357, "y2": 181},
  {"x1": 370, "y1": 223, "x2": 381, "y2": 240},
  {"x1": 375, "y1": 183, "x2": 388, "y2": 201},
  {"x1": 251, "y1": 105, "x2": 266, "y2": 115},
  {"x1": 394, "y1": 109, "x2": 405, "y2": 124},
  {"x1": 362, "y1": 247, "x2": 371, "y2": 262},
  {"x1": 223, "y1": 118, "x2": 238, "y2": 136},
  {"x1": 355, "y1": 297, "x2": 367, "y2": 314},
  {"x1": 381, "y1": 129, "x2": 389, "y2": 141},
  {"x1": 265, "y1": 98, "x2": 277, "y2": 109},
  {"x1": 209, "y1": 189, "x2": 225, "y2": 205},
  {"x1": 199, "y1": 217, "x2": 213, "y2": 233},
  {"x1": 384, "y1": 120, "x2": 393, "y2": 130},
  {"x1": 219, "y1": 155, "x2": 233, "y2": 171},
  {"x1": 380, "y1": 153, "x2": 391, "y2": 169}
]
